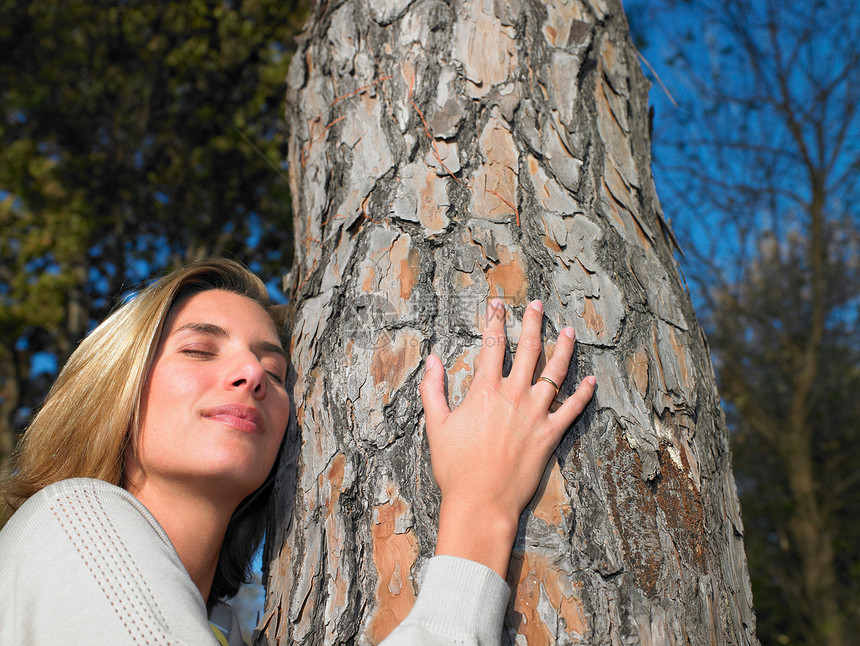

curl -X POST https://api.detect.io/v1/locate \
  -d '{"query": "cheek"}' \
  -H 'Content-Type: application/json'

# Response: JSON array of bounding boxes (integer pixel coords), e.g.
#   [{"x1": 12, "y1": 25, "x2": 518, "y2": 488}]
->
[
  {"x1": 137, "y1": 364, "x2": 196, "y2": 452},
  {"x1": 276, "y1": 391, "x2": 291, "y2": 429},
  {"x1": 146, "y1": 360, "x2": 200, "y2": 411}
]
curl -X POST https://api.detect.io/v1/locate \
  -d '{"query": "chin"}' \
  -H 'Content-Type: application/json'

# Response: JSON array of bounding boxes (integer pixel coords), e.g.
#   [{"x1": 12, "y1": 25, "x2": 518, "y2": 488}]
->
[{"x1": 220, "y1": 463, "x2": 273, "y2": 492}]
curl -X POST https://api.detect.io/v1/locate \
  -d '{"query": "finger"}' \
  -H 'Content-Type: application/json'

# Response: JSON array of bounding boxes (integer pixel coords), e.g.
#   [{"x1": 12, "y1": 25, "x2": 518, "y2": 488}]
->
[
  {"x1": 509, "y1": 300, "x2": 545, "y2": 387},
  {"x1": 419, "y1": 354, "x2": 452, "y2": 431},
  {"x1": 549, "y1": 375, "x2": 596, "y2": 431},
  {"x1": 477, "y1": 299, "x2": 506, "y2": 382},
  {"x1": 534, "y1": 327, "x2": 576, "y2": 404}
]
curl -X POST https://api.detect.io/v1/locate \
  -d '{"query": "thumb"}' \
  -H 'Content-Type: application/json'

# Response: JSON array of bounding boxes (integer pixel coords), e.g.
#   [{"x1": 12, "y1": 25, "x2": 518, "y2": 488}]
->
[{"x1": 419, "y1": 354, "x2": 450, "y2": 431}]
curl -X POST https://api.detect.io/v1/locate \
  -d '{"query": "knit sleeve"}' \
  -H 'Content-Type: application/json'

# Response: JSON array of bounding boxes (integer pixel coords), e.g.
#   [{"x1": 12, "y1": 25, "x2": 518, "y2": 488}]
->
[{"x1": 381, "y1": 555, "x2": 511, "y2": 646}]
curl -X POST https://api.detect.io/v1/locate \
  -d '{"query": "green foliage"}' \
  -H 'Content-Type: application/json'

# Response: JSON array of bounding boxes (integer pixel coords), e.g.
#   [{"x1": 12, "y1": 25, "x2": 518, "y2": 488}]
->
[{"x1": 0, "y1": 0, "x2": 308, "y2": 467}]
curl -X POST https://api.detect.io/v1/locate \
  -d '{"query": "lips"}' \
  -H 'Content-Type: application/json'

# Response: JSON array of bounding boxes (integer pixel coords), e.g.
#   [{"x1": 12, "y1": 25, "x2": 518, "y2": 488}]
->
[{"x1": 201, "y1": 404, "x2": 264, "y2": 433}]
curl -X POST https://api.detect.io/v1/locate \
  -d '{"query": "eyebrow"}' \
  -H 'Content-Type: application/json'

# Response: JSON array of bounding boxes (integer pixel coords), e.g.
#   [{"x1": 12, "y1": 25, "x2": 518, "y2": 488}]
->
[{"x1": 172, "y1": 322, "x2": 287, "y2": 359}]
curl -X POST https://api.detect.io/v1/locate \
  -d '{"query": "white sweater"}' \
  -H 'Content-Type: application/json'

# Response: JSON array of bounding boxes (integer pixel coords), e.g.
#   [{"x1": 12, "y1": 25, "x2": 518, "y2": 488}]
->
[{"x1": 0, "y1": 479, "x2": 509, "y2": 645}]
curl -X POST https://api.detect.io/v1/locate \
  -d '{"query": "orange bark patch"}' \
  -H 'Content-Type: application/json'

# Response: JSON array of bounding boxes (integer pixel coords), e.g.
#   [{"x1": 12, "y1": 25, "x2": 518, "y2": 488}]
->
[
  {"x1": 362, "y1": 265, "x2": 376, "y2": 292},
  {"x1": 668, "y1": 328, "x2": 691, "y2": 391},
  {"x1": 385, "y1": 236, "x2": 409, "y2": 295},
  {"x1": 323, "y1": 455, "x2": 349, "y2": 614},
  {"x1": 275, "y1": 535, "x2": 292, "y2": 584},
  {"x1": 451, "y1": 349, "x2": 473, "y2": 375},
  {"x1": 419, "y1": 171, "x2": 449, "y2": 234},
  {"x1": 541, "y1": 215, "x2": 565, "y2": 253},
  {"x1": 531, "y1": 156, "x2": 559, "y2": 207},
  {"x1": 453, "y1": 269, "x2": 475, "y2": 289},
  {"x1": 367, "y1": 498, "x2": 420, "y2": 643},
  {"x1": 367, "y1": 234, "x2": 417, "y2": 318},
  {"x1": 473, "y1": 118, "x2": 518, "y2": 218},
  {"x1": 533, "y1": 339, "x2": 555, "y2": 377},
  {"x1": 544, "y1": 233, "x2": 563, "y2": 253},
  {"x1": 449, "y1": 348, "x2": 475, "y2": 405},
  {"x1": 370, "y1": 330, "x2": 422, "y2": 404},
  {"x1": 625, "y1": 348, "x2": 649, "y2": 396},
  {"x1": 486, "y1": 250, "x2": 528, "y2": 305},
  {"x1": 509, "y1": 553, "x2": 553, "y2": 645},
  {"x1": 399, "y1": 248, "x2": 420, "y2": 300},
  {"x1": 531, "y1": 461, "x2": 570, "y2": 529},
  {"x1": 295, "y1": 402, "x2": 305, "y2": 431},
  {"x1": 582, "y1": 297, "x2": 605, "y2": 339},
  {"x1": 509, "y1": 551, "x2": 588, "y2": 640},
  {"x1": 326, "y1": 454, "x2": 346, "y2": 510}
]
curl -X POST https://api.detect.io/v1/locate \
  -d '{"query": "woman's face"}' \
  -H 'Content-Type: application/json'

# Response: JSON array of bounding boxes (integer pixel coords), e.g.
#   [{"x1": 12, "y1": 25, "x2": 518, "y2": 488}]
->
[{"x1": 126, "y1": 289, "x2": 290, "y2": 506}]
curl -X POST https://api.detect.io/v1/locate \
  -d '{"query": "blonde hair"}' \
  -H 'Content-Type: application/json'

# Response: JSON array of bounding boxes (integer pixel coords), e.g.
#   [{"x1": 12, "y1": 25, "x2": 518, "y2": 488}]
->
[{"x1": 4, "y1": 258, "x2": 287, "y2": 599}]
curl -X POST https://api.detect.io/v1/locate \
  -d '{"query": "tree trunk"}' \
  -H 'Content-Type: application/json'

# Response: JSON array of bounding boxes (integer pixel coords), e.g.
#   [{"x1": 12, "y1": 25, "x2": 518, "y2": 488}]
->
[{"x1": 260, "y1": 0, "x2": 757, "y2": 644}]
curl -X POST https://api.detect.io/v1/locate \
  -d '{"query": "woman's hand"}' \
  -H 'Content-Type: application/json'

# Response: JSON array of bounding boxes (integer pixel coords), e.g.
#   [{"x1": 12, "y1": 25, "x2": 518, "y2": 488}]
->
[{"x1": 419, "y1": 299, "x2": 596, "y2": 578}]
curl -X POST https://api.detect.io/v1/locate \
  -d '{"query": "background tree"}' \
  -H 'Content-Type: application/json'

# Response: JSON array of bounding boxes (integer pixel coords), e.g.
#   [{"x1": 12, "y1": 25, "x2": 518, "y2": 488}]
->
[
  {"x1": 0, "y1": 0, "x2": 309, "y2": 487},
  {"x1": 260, "y1": 0, "x2": 756, "y2": 643},
  {"x1": 626, "y1": 0, "x2": 860, "y2": 644}
]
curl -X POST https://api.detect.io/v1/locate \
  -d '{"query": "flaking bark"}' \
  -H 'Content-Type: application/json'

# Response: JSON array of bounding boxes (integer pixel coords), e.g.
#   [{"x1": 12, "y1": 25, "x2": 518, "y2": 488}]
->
[{"x1": 259, "y1": 1, "x2": 758, "y2": 644}]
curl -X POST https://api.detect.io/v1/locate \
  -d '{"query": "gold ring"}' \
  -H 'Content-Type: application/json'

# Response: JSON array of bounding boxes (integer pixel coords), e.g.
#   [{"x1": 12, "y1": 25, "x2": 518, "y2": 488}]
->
[{"x1": 538, "y1": 376, "x2": 560, "y2": 396}]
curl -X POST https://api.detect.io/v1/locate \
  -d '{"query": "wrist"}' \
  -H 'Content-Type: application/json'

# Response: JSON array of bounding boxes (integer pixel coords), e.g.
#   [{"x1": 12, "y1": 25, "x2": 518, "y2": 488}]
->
[{"x1": 435, "y1": 498, "x2": 519, "y2": 580}]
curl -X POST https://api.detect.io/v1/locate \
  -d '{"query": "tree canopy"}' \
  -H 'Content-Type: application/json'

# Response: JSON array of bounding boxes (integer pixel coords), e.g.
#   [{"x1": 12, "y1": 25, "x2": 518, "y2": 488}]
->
[
  {"x1": 628, "y1": 0, "x2": 860, "y2": 643},
  {"x1": 0, "y1": 0, "x2": 308, "y2": 484}
]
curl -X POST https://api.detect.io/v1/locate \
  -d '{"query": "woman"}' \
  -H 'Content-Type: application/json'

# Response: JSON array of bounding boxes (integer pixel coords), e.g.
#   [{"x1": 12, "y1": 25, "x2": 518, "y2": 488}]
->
[{"x1": 0, "y1": 258, "x2": 595, "y2": 645}]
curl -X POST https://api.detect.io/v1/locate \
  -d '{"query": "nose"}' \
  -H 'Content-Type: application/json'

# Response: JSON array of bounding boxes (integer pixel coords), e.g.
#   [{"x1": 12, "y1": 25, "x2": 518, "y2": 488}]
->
[{"x1": 227, "y1": 352, "x2": 267, "y2": 399}]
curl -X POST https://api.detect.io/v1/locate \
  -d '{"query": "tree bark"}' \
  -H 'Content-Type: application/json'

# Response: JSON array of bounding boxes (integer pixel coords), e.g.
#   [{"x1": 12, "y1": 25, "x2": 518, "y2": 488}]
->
[{"x1": 260, "y1": 0, "x2": 757, "y2": 644}]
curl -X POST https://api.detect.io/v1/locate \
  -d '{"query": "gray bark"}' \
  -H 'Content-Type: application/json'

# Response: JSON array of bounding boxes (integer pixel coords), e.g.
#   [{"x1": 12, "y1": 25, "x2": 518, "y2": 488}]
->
[{"x1": 259, "y1": 0, "x2": 757, "y2": 644}]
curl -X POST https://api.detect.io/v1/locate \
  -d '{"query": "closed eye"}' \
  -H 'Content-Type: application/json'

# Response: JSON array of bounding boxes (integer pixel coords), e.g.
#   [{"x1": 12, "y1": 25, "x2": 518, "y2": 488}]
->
[
  {"x1": 180, "y1": 348, "x2": 215, "y2": 357},
  {"x1": 266, "y1": 370, "x2": 285, "y2": 385}
]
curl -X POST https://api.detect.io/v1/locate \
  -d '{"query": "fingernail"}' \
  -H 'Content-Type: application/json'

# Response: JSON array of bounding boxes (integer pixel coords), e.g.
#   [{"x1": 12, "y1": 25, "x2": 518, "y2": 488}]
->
[
  {"x1": 528, "y1": 299, "x2": 543, "y2": 312},
  {"x1": 425, "y1": 355, "x2": 436, "y2": 371},
  {"x1": 587, "y1": 376, "x2": 597, "y2": 386},
  {"x1": 562, "y1": 327, "x2": 575, "y2": 339},
  {"x1": 491, "y1": 298, "x2": 504, "y2": 310}
]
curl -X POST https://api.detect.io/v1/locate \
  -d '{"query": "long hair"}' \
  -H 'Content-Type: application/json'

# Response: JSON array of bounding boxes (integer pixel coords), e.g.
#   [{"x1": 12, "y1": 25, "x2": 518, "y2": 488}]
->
[{"x1": 3, "y1": 258, "x2": 288, "y2": 600}]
